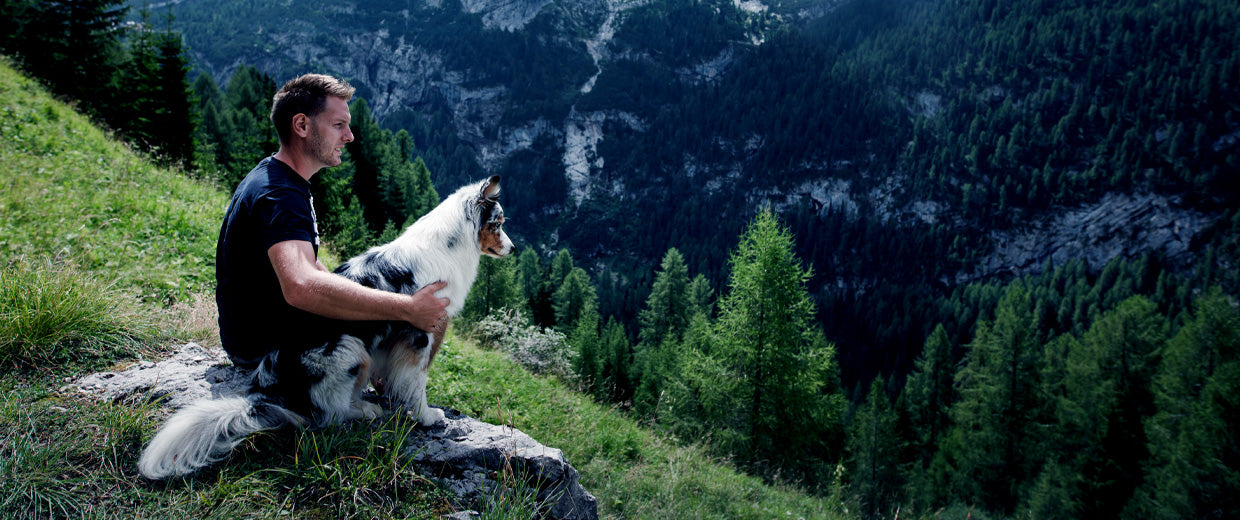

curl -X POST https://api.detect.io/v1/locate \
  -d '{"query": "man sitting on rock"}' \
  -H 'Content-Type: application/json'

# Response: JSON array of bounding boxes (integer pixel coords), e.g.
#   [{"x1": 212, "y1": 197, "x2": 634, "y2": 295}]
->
[{"x1": 214, "y1": 73, "x2": 449, "y2": 369}]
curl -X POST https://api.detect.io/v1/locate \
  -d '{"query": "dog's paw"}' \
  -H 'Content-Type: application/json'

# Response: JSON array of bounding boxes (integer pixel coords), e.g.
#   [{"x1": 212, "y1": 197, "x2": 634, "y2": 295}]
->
[
  {"x1": 359, "y1": 401, "x2": 384, "y2": 420},
  {"x1": 414, "y1": 406, "x2": 445, "y2": 427}
]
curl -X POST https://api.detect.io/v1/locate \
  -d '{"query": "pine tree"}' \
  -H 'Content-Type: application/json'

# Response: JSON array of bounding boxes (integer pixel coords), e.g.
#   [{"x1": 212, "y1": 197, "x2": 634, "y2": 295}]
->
[
  {"x1": 634, "y1": 248, "x2": 692, "y2": 416},
  {"x1": 848, "y1": 378, "x2": 904, "y2": 520},
  {"x1": 711, "y1": 208, "x2": 845, "y2": 478},
  {"x1": 552, "y1": 266, "x2": 596, "y2": 331},
  {"x1": 462, "y1": 256, "x2": 521, "y2": 322}
]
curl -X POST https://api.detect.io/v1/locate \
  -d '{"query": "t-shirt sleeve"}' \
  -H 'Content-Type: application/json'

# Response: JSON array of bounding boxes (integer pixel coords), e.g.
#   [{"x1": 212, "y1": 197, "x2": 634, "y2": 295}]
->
[{"x1": 254, "y1": 188, "x2": 317, "y2": 249}]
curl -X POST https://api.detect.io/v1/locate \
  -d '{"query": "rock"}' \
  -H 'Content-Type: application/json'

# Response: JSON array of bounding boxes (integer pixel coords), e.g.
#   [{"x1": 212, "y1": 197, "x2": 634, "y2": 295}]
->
[
  {"x1": 67, "y1": 344, "x2": 599, "y2": 520},
  {"x1": 973, "y1": 192, "x2": 1216, "y2": 281},
  {"x1": 67, "y1": 343, "x2": 250, "y2": 410},
  {"x1": 413, "y1": 409, "x2": 599, "y2": 520}
]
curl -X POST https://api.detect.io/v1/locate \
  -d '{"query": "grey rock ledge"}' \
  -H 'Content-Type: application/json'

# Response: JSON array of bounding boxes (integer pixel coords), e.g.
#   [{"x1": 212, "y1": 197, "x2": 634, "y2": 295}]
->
[{"x1": 67, "y1": 343, "x2": 599, "y2": 520}]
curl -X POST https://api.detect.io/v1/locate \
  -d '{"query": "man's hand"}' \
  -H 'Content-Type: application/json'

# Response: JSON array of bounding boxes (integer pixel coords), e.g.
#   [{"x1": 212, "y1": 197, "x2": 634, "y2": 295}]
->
[{"x1": 407, "y1": 281, "x2": 450, "y2": 333}]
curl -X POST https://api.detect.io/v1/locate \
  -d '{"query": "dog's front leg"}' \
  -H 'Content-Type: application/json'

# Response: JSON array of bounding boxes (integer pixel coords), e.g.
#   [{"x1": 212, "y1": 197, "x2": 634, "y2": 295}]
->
[{"x1": 381, "y1": 333, "x2": 445, "y2": 427}]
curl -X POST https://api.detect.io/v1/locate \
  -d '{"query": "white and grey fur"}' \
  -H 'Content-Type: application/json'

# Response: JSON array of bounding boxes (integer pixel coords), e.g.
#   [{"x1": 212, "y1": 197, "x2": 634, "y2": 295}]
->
[{"x1": 138, "y1": 176, "x2": 513, "y2": 480}]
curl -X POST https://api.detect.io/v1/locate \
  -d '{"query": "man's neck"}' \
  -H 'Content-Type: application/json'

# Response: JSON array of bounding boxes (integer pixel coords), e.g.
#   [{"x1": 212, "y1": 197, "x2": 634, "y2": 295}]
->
[{"x1": 273, "y1": 148, "x2": 319, "y2": 182}]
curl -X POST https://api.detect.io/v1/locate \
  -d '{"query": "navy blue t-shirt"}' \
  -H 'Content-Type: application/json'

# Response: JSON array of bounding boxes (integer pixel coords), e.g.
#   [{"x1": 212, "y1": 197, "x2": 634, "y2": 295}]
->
[{"x1": 216, "y1": 156, "x2": 322, "y2": 368}]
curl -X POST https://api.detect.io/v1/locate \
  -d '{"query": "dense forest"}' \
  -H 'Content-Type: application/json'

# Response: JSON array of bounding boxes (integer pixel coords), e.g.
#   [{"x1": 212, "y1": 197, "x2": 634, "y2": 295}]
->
[{"x1": 4, "y1": 0, "x2": 1239, "y2": 518}]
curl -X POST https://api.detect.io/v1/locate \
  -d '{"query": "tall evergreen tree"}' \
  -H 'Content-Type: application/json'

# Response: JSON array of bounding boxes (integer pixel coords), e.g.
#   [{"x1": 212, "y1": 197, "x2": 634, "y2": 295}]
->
[
  {"x1": 151, "y1": 26, "x2": 195, "y2": 167},
  {"x1": 847, "y1": 378, "x2": 904, "y2": 520},
  {"x1": 1127, "y1": 289, "x2": 1240, "y2": 519},
  {"x1": 597, "y1": 317, "x2": 634, "y2": 403},
  {"x1": 516, "y1": 248, "x2": 543, "y2": 316},
  {"x1": 1030, "y1": 296, "x2": 1163, "y2": 519},
  {"x1": 462, "y1": 256, "x2": 521, "y2": 322},
  {"x1": 711, "y1": 208, "x2": 845, "y2": 478},
  {"x1": 552, "y1": 266, "x2": 596, "y2": 331},
  {"x1": 634, "y1": 248, "x2": 692, "y2": 416},
  {"x1": 570, "y1": 299, "x2": 603, "y2": 392},
  {"x1": 901, "y1": 324, "x2": 955, "y2": 509},
  {"x1": 686, "y1": 273, "x2": 715, "y2": 319},
  {"x1": 941, "y1": 283, "x2": 1045, "y2": 514}
]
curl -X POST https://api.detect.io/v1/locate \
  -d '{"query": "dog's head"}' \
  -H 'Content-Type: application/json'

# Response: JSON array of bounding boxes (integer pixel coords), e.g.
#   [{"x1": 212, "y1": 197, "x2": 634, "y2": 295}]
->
[{"x1": 474, "y1": 175, "x2": 514, "y2": 258}]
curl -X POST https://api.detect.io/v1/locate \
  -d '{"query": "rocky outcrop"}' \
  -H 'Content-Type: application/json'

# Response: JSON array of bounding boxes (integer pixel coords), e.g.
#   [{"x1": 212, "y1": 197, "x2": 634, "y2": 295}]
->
[
  {"x1": 972, "y1": 192, "x2": 1215, "y2": 281},
  {"x1": 67, "y1": 343, "x2": 598, "y2": 520}
]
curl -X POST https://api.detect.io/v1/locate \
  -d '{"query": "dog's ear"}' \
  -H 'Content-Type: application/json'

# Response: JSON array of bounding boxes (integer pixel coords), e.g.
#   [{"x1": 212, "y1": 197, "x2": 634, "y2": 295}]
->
[{"x1": 478, "y1": 175, "x2": 501, "y2": 203}]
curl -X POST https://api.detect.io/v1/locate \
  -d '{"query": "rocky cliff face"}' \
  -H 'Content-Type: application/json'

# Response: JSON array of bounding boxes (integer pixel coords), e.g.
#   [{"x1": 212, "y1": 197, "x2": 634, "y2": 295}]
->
[{"x1": 973, "y1": 193, "x2": 1216, "y2": 281}]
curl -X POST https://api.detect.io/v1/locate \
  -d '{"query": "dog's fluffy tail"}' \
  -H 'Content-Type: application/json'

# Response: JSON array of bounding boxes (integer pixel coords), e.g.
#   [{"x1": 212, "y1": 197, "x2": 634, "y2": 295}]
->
[{"x1": 137, "y1": 396, "x2": 299, "y2": 479}]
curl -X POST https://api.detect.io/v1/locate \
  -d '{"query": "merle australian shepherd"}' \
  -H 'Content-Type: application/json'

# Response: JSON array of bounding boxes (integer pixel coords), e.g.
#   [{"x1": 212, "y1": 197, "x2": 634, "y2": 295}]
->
[{"x1": 137, "y1": 175, "x2": 514, "y2": 480}]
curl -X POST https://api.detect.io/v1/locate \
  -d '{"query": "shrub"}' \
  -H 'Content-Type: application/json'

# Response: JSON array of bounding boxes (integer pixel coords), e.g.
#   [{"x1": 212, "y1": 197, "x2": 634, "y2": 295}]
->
[{"x1": 471, "y1": 308, "x2": 575, "y2": 379}]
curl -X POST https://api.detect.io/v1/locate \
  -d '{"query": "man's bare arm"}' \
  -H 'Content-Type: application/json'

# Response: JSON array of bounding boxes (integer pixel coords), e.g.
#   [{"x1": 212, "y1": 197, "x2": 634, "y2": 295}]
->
[{"x1": 269, "y1": 240, "x2": 449, "y2": 331}]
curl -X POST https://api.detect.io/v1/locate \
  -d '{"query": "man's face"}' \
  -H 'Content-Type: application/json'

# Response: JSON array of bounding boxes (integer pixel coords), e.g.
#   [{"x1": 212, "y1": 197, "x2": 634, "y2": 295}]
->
[{"x1": 307, "y1": 96, "x2": 353, "y2": 169}]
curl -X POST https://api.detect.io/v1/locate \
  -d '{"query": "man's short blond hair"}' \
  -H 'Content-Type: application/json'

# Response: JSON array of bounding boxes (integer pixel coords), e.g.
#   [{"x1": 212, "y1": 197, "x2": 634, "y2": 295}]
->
[{"x1": 270, "y1": 73, "x2": 355, "y2": 145}]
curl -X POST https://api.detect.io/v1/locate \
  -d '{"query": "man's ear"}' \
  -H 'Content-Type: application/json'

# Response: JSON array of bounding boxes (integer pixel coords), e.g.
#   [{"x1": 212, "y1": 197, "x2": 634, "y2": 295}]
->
[{"x1": 291, "y1": 113, "x2": 311, "y2": 139}]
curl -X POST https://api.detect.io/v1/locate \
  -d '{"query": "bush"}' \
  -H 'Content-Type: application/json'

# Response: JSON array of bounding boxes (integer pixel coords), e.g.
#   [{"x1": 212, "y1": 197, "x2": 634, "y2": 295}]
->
[{"x1": 470, "y1": 308, "x2": 575, "y2": 379}]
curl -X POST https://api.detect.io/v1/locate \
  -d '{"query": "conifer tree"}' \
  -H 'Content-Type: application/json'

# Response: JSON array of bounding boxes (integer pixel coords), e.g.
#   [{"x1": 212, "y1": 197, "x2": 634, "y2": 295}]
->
[
  {"x1": 462, "y1": 256, "x2": 521, "y2": 322},
  {"x1": 943, "y1": 283, "x2": 1044, "y2": 514},
  {"x1": 712, "y1": 208, "x2": 845, "y2": 477},
  {"x1": 549, "y1": 249, "x2": 575, "y2": 289},
  {"x1": 516, "y1": 248, "x2": 542, "y2": 315},
  {"x1": 1127, "y1": 289, "x2": 1240, "y2": 519},
  {"x1": 570, "y1": 299, "x2": 602, "y2": 391},
  {"x1": 848, "y1": 378, "x2": 904, "y2": 520},
  {"x1": 634, "y1": 248, "x2": 691, "y2": 416},
  {"x1": 901, "y1": 324, "x2": 955, "y2": 508},
  {"x1": 597, "y1": 317, "x2": 633, "y2": 402},
  {"x1": 151, "y1": 27, "x2": 195, "y2": 167},
  {"x1": 1045, "y1": 296, "x2": 1162, "y2": 518},
  {"x1": 552, "y1": 267, "x2": 596, "y2": 331},
  {"x1": 686, "y1": 273, "x2": 715, "y2": 319}
]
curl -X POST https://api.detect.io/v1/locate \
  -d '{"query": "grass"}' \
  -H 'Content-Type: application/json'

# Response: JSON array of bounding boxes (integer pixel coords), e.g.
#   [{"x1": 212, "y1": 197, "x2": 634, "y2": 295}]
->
[
  {"x1": 0, "y1": 258, "x2": 154, "y2": 366},
  {"x1": 434, "y1": 338, "x2": 839, "y2": 519},
  {"x1": 0, "y1": 59, "x2": 222, "y2": 305},
  {"x1": 0, "y1": 57, "x2": 840, "y2": 519}
]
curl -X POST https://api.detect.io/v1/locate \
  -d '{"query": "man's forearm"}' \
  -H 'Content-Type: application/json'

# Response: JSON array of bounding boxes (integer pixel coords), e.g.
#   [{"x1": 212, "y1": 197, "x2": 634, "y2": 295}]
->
[{"x1": 269, "y1": 240, "x2": 449, "y2": 331}]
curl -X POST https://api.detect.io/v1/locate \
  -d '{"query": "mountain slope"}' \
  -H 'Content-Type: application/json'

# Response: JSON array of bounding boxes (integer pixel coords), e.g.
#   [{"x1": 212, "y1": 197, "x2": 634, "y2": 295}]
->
[
  {"x1": 161, "y1": 0, "x2": 1240, "y2": 387},
  {"x1": 0, "y1": 57, "x2": 840, "y2": 519}
]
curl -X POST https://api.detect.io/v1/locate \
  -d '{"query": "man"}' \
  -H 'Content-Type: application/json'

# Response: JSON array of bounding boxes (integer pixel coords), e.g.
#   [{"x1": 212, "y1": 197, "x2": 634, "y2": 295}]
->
[{"x1": 216, "y1": 73, "x2": 448, "y2": 369}]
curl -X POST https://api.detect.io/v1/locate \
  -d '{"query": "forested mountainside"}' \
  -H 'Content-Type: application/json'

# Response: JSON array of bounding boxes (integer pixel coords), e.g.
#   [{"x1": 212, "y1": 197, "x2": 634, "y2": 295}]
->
[
  {"x1": 5, "y1": 0, "x2": 1238, "y2": 516},
  {"x1": 160, "y1": 0, "x2": 1238, "y2": 390}
]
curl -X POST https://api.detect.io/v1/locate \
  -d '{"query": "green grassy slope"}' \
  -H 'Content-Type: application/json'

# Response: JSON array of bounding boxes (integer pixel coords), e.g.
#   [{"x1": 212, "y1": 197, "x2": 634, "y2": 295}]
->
[
  {"x1": 0, "y1": 58, "x2": 836, "y2": 519},
  {"x1": 0, "y1": 59, "x2": 223, "y2": 304}
]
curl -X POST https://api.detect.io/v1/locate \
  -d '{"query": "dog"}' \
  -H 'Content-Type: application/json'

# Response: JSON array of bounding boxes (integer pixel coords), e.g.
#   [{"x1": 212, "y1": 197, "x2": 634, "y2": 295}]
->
[{"x1": 137, "y1": 175, "x2": 514, "y2": 480}]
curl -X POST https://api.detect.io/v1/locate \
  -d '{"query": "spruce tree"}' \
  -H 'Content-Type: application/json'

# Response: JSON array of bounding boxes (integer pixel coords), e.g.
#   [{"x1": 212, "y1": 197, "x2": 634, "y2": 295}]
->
[
  {"x1": 634, "y1": 248, "x2": 691, "y2": 416},
  {"x1": 848, "y1": 378, "x2": 904, "y2": 520},
  {"x1": 462, "y1": 256, "x2": 521, "y2": 322}
]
